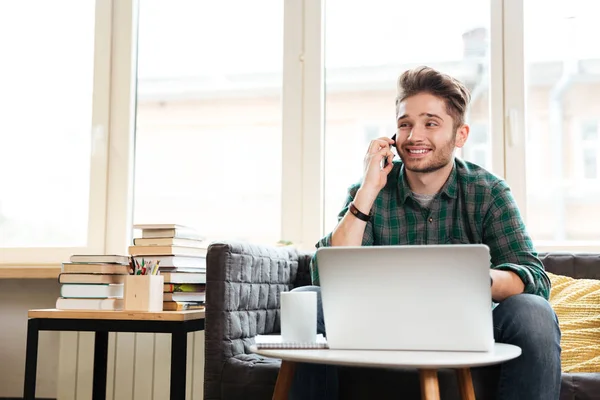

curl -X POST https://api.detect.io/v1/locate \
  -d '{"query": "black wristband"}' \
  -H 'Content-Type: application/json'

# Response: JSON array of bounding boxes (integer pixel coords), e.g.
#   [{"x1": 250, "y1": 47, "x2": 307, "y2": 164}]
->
[{"x1": 349, "y1": 202, "x2": 371, "y2": 222}]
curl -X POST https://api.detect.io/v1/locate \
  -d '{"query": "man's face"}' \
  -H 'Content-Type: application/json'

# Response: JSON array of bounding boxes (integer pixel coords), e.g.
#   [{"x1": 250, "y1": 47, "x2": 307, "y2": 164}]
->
[{"x1": 395, "y1": 92, "x2": 468, "y2": 174}]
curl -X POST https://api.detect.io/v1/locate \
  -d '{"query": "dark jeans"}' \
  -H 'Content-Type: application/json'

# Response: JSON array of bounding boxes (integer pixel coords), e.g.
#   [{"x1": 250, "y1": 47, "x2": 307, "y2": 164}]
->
[{"x1": 289, "y1": 285, "x2": 562, "y2": 400}]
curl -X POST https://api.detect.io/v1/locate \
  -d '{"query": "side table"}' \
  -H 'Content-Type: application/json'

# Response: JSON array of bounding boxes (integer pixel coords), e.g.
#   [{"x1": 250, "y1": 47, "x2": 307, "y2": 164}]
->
[
  {"x1": 24, "y1": 309, "x2": 205, "y2": 400},
  {"x1": 251, "y1": 343, "x2": 521, "y2": 400}
]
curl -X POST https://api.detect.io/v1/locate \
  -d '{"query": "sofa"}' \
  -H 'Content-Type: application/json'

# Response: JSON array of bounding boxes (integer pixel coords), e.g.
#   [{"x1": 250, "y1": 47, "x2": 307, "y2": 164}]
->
[{"x1": 203, "y1": 241, "x2": 600, "y2": 400}]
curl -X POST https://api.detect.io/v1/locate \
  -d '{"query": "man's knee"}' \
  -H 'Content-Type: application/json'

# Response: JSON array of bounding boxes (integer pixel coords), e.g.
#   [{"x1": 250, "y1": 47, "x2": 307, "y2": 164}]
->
[
  {"x1": 495, "y1": 294, "x2": 561, "y2": 349},
  {"x1": 500, "y1": 294, "x2": 557, "y2": 326}
]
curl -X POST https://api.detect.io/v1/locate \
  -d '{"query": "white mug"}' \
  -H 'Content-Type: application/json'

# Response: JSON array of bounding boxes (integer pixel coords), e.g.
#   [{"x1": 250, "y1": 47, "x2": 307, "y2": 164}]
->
[{"x1": 280, "y1": 291, "x2": 317, "y2": 343}]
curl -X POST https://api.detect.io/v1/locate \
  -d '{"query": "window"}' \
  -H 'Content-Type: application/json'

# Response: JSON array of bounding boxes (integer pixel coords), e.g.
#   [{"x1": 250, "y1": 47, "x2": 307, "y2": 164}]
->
[
  {"x1": 521, "y1": 0, "x2": 600, "y2": 246},
  {"x1": 0, "y1": 1, "x2": 110, "y2": 264},
  {"x1": 7, "y1": 0, "x2": 600, "y2": 270},
  {"x1": 581, "y1": 120, "x2": 599, "y2": 141},
  {"x1": 323, "y1": 0, "x2": 493, "y2": 233},
  {"x1": 582, "y1": 149, "x2": 598, "y2": 180},
  {"x1": 462, "y1": 123, "x2": 490, "y2": 169},
  {"x1": 579, "y1": 120, "x2": 599, "y2": 180},
  {"x1": 361, "y1": 123, "x2": 396, "y2": 149},
  {"x1": 132, "y1": 0, "x2": 283, "y2": 245}
]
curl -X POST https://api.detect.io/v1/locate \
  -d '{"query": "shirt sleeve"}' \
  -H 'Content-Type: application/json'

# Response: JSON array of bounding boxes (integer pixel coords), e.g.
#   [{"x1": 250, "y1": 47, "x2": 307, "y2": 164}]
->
[
  {"x1": 310, "y1": 183, "x2": 375, "y2": 285},
  {"x1": 483, "y1": 180, "x2": 551, "y2": 299}
]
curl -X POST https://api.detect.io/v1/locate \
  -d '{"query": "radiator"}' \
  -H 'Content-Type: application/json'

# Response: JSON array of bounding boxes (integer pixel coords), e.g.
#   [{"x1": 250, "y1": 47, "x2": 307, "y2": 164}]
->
[{"x1": 57, "y1": 331, "x2": 205, "y2": 399}]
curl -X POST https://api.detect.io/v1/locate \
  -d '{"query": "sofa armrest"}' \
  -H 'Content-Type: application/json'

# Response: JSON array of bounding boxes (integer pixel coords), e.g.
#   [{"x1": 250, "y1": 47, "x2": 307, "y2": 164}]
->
[
  {"x1": 539, "y1": 253, "x2": 600, "y2": 280},
  {"x1": 204, "y1": 240, "x2": 313, "y2": 399}
]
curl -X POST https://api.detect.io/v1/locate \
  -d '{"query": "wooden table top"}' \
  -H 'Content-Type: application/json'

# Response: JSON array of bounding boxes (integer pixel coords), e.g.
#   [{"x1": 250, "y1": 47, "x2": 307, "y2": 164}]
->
[{"x1": 28, "y1": 308, "x2": 205, "y2": 321}]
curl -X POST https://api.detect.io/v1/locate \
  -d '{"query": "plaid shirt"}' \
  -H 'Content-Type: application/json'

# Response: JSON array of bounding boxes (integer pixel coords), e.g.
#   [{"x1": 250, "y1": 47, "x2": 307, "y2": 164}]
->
[{"x1": 312, "y1": 158, "x2": 551, "y2": 299}]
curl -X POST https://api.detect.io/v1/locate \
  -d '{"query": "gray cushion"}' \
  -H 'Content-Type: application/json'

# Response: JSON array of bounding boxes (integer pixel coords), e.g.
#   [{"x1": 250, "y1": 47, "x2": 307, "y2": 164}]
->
[
  {"x1": 220, "y1": 354, "x2": 280, "y2": 399},
  {"x1": 204, "y1": 242, "x2": 311, "y2": 399}
]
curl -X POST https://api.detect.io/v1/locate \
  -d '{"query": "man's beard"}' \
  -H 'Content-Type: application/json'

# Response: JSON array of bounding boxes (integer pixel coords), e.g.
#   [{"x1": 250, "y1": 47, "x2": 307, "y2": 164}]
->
[{"x1": 399, "y1": 138, "x2": 456, "y2": 174}]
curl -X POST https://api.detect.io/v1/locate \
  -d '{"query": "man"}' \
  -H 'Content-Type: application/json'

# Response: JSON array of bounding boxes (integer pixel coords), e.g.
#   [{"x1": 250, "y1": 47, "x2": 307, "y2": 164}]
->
[{"x1": 290, "y1": 66, "x2": 561, "y2": 400}]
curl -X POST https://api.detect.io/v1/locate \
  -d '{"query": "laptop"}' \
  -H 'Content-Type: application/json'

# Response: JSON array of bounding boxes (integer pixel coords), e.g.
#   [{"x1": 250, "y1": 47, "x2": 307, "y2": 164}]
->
[{"x1": 315, "y1": 245, "x2": 494, "y2": 352}]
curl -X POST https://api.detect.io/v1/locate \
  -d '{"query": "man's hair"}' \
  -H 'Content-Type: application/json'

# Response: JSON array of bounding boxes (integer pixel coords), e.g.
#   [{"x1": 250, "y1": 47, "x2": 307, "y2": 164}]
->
[{"x1": 395, "y1": 66, "x2": 471, "y2": 130}]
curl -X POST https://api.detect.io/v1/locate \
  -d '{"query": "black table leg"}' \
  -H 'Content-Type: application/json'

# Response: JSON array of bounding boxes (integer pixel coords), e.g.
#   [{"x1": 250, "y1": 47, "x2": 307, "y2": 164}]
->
[
  {"x1": 23, "y1": 318, "x2": 40, "y2": 400},
  {"x1": 170, "y1": 325, "x2": 187, "y2": 400},
  {"x1": 92, "y1": 331, "x2": 109, "y2": 400}
]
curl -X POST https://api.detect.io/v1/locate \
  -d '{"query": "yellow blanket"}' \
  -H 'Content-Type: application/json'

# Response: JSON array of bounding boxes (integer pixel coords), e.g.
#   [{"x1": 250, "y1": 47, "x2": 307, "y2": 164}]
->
[{"x1": 547, "y1": 272, "x2": 600, "y2": 373}]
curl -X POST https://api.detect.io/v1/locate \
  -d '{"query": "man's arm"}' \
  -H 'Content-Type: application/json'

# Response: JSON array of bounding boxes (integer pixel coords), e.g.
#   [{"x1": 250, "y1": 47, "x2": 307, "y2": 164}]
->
[
  {"x1": 483, "y1": 180, "x2": 551, "y2": 302},
  {"x1": 330, "y1": 137, "x2": 394, "y2": 246},
  {"x1": 330, "y1": 187, "x2": 378, "y2": 246},
  {"x1": 489, "y1": 269, "x2": 525, "y2": 302}
]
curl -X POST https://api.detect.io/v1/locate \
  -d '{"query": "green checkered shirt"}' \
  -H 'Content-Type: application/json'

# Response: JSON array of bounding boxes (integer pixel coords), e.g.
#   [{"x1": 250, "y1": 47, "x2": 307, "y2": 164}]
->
[{"x1": 312, "y1": 158, "x2": 551, "y2": 300}]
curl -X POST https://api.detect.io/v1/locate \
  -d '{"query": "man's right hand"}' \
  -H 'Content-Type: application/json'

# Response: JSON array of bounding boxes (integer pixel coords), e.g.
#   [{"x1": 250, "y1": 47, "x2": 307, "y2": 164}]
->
[{"x1": 361, "y1": 137, "x2": 395, "y2": 195}]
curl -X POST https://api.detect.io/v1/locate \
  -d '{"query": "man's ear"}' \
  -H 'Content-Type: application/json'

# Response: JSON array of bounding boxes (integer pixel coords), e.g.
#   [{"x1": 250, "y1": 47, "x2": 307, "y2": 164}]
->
[{"x1": 454, "y1": 124, "x2": 470, "y2": 148}]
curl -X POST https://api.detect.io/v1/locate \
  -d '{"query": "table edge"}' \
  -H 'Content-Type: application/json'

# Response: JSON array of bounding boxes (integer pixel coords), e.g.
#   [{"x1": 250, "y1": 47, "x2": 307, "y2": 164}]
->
[
  {"x1": 28, "y1": 308, "x2": 205, "y2": 321},
  {"x1": 250, "y1": 343, "x2": 522, "y2": 369}
]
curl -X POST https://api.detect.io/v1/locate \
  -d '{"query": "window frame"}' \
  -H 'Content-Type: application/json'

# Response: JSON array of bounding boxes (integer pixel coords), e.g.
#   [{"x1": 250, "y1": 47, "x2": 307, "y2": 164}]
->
[
  {"x1": 126, "y1": 0, "x2": 600, "y2": 255},
  {"x1": 307, "y1": 0, "x2": 507, "y2": 247},
  {"x1": 281, "y1": 0, "x2": 324, "y2": 249},
  {"x1": 0, "y1": 0, "x2": 114, "y2": 267},
  {"x1": 307, "y1": 0, "x2": 600, "y2": 252},
  {"x1": 7, "y1": 0, "x2": 598, "y2": 270},
  {"x1": 506, "y1": 0, "x2": 600, "y2": 252}
]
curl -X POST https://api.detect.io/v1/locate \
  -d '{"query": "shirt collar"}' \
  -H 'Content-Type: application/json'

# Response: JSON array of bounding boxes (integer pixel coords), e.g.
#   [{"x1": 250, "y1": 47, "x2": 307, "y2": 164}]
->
[{"x1": 397, "y1": 159, "x2": 459, "y2": 204}]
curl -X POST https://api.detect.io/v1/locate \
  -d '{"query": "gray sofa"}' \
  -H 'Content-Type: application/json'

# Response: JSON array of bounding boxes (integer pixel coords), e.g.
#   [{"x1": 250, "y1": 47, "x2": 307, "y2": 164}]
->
[{"x1": 204, "y1": 241, "x2": 600, "y2": 400}]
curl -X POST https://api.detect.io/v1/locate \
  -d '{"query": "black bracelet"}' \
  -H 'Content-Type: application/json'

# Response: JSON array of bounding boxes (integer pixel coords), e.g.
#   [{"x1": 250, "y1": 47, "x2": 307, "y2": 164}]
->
[{"x1": 349, "y1": 202, "x2": 371, "y2": 222}]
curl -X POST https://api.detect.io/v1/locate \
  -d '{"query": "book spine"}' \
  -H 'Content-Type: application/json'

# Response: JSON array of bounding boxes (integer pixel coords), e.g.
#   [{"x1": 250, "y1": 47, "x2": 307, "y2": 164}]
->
[{"x1": 163, "y1": 283, "x2": 205, "y2": 293}]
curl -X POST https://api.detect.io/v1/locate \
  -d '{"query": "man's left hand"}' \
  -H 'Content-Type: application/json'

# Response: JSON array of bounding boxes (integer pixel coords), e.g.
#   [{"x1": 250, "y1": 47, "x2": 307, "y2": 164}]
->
[{"x1": 490, "y1": 269, "x2": 525, "y2": 302}]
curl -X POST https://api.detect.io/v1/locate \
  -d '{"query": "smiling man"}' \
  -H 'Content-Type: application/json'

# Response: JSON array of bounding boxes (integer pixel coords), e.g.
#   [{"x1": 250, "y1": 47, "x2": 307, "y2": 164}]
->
[{"x1": 290, "y1": 66, "x2": 562, "y2": 400}]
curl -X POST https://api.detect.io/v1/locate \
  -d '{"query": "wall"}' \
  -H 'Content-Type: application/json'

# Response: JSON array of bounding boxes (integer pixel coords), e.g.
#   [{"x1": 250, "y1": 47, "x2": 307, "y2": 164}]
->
[{"x1": 0, "y1": 280, "x2": 60, "y2": 398}]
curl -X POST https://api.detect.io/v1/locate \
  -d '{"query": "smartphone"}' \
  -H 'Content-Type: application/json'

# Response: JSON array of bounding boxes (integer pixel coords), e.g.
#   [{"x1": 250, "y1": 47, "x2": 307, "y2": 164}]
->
[{"x1": 383, "y1": 134, "x2": 396, "y2": 168}]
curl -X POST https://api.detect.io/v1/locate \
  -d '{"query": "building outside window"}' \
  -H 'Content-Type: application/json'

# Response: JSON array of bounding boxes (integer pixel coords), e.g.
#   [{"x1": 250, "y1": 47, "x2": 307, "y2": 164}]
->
[{"x1": 579, "y1": 120, "x2": 599, "y2": 180}]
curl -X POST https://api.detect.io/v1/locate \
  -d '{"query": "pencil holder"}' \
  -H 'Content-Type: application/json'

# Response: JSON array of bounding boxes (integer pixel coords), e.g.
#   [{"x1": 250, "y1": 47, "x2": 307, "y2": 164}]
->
[{"x1": 124, "y1": 275, "x2": 164, "y2": 311}]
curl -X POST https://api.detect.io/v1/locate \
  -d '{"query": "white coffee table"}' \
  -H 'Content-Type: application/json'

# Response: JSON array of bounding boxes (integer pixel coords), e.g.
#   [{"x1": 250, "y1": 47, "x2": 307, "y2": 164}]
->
[{"x1": 250, "y1": 343, "x2": 521, "y2": 400}]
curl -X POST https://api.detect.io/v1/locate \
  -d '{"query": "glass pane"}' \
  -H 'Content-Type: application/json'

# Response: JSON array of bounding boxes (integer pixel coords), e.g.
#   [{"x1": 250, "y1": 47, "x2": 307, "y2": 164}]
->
[
  {"x1": 0, "y1": 1, "x2": 95, "y2": 247},
  {"x1": 581, "y1": 120, "x2": 598, "y2": 141},
  {"x1": 525, "y1": 0, "x2": 600, "y2": 244},
  {"x1": 583, "y1": 148, "x2": 598, "y2": 180},
  {"x1": 133, "y1": 0, "x2": 283, "y2": 244},
  {"x1": 324, "y1": 0, "x2": 491, "y2": 233}
]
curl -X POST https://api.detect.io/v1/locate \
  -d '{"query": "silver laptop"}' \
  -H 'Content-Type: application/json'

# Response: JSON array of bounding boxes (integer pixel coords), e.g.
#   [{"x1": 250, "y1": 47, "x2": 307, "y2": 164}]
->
[{"x1": 315, "y1": 245, "x2": 494, "y2": 352}]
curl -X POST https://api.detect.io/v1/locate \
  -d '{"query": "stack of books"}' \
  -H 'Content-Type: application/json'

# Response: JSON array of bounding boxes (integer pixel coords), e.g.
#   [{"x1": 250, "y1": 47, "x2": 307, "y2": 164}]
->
[
  {"x1": 131, "y1": 224, "x2": 207, "y2": 311},
  {"x1": 56, "y1": 254, "x2": 131, "y2": 310}
]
